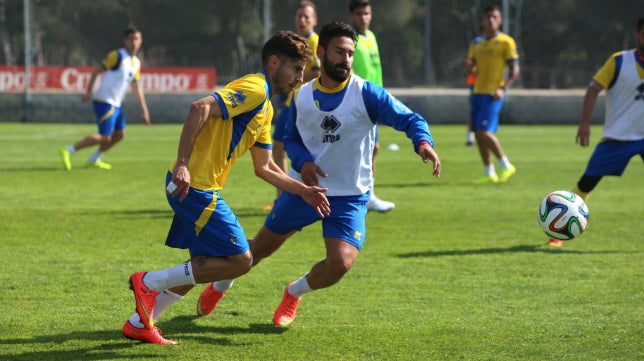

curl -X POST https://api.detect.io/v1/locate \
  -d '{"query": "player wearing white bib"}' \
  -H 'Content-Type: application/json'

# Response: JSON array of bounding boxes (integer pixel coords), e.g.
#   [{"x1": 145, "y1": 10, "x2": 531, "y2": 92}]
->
[
  {"x1": 197, "y1": 21, "x2": 441, "y2": 327},
  {"x1": 59, "y1": 27, "x2": 150, "y2": 170},
  {"x1": 548, "y1": 17, "x2": 644, "y2": 247}
]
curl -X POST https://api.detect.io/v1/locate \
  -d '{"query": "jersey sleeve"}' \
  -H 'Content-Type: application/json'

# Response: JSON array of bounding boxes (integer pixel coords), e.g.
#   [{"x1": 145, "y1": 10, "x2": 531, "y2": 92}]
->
[
  {"x1": 505, "y1": 36, "x2": 519, "y2": 62},
  {"x1": 102, "y1": 50, "x2": 119, "y2": 70},
  {"x1": 213, "y1": 77, "x2": 268, "y2": 120},
  {"x1": 592, "y1": 52, "x2": 620, "y2": 89},
  {"x1": 362, "y1": 81, "x2": 434, "y2": 151},
  {"x1": 283, "y1": 89, "x2": 314, "y2": 172}
]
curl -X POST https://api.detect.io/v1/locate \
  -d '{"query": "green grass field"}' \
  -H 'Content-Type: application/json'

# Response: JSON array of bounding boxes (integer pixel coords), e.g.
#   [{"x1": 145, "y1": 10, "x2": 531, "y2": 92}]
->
[{"x1": 0, "y1": 122, "x2": 641, "y2": 361}]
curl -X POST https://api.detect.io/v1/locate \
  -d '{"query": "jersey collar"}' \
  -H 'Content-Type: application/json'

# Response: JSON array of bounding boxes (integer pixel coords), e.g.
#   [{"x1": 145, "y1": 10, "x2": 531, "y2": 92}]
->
[{"x1": 259, "y1": 69, "x2": 273, "y2": 98}]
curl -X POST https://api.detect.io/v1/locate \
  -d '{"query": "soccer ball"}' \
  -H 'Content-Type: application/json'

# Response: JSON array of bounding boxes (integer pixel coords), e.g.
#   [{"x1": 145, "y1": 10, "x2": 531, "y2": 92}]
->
[{"x1": 538, "y1": 190, "x2": 589, "y2": 240}]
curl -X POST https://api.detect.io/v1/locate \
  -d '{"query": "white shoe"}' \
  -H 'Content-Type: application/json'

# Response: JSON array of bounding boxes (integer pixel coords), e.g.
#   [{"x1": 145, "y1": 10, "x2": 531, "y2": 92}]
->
[{"x1": 367, "y1": 196, "x2": 395, "y2": 212}]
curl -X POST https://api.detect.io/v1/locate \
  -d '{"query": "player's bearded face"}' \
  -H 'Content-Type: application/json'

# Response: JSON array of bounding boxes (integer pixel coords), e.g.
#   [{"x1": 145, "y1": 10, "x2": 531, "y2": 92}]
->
[{"x1": 322, "y1": 50, "x2": 351, "y2": 83}]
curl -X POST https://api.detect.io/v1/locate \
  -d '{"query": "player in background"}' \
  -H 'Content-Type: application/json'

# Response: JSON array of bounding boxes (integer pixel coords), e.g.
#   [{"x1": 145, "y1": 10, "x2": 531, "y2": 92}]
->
[
  {"x1": 262, "y1": 0, "x2": 321, "y2": 211},
  {"x1": 348, "y1": 0, "x2": 395, "y2": 212},
  {"x1": 549, "y1": 17, "x2": 644, "y2": 247},
  {"x1": 196, "y1": 21, "x2": 441, "y2": 327},
  {"x1": 464, "y1": 29, "x2": 484, "y2": 146},
  {"x1": 467, "y1": 5, "x2": 519, "y2": 184},
  {"x1": 123, "y1": 31, "x2": 330, "y2": 344},
  {"x1": 59, "y1": 26, "x2": 150, "y2": 170}
]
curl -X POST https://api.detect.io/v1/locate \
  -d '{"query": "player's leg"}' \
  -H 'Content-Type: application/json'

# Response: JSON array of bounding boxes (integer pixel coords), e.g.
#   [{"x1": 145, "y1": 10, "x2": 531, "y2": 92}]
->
[
  {"x1": 199, "y1": 190, "x2": 315, "y2": 316},
  {"x1": 273, "y1": 197, "x2": 366, "y2": 326}
]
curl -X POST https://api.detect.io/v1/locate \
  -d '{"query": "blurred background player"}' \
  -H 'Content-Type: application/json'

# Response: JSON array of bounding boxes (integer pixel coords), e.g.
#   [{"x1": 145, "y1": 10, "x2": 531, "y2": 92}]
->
[
  {"x1": 348, "y1": 0, "x2": 394, "y2": 212},
  {"x1": 59, "y1": 26, "x2": 150, "y2": 170},
  {"x1": 262, "y1": 0, "x2": 321, "y2": 210},
  {"x1": 467, "y1": 5, "x2": 519, "y2": 184},
  {"x1": 548, "y1": 17, "x2": 644, "y2": 247},
  {"x1": 464, "y1": 28, "x2": 484, "y2": 146}
]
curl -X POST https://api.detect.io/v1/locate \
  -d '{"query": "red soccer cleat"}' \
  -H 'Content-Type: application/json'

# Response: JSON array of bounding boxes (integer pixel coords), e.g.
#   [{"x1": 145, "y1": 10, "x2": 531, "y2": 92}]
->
[
  {"x1": 122, "y1": 320, "x2": 177, "y2": 345},
  {"x1": 273, "y1": 283, "x2": 301, "y2": 327},
  {"x1": 129, "y1": 272, "x2": 159, "y2": 329},
  {"x1": 196, "y1": 282, "x2": 226, "y2": 316},
  {"x1": 548, "y1": 238, "x2": 564, "y2": 247}
]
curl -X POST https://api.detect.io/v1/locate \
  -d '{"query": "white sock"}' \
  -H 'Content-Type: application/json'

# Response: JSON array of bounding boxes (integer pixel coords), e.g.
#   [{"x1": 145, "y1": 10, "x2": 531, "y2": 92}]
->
[
  {"x1": 288, "y1": 274, "x2": 312, "y2": 298},
  {"x1": 128, "y1": 289, "x2": 183, "y2": 328},
  {"x1": 467, "y1": 131, "x2": 475, "y2": 142},
  {"x1": 66, "y1": 145, "x2": 76, "y2": 154},
  {"x1": 369, "y1": 179, "x2": 376, "y2": 201},
  {"x1": 485, "y1": 164, "x2": 496, "y2": 177},
  {"x1": 89, "y1": 149, "x2": 103, "y2": 162},
  {"x1": 143, "y1": 261, "x2": 196, "y2": 291},
  {"x1": 212, "y1": 279, "x2": 235, "y2": 292},
  {"x1": 499, "y1": 156, "x2": 512, "y2": 169}
]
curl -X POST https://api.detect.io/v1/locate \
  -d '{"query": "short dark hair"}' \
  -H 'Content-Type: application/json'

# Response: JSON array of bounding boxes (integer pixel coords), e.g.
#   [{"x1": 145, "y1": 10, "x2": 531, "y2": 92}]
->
[
  {"x1": 262, "y1": 30, "x2": 312, "y2": 67},
  {"x1": 349, "y1": 0, "x2": 370, "y2": 13},
  {"x1": 483, "y1": 5, "x2": 502, "y2": 15},
  {"x1": 318, "y1": 21, "x2": 357, "y2": 49},
  {"x1": 125, "y1": 26, "x2": 140, "y2": 37},
  {"x1": 638, "y1": 17, "x2": 644, "y2": 32}
]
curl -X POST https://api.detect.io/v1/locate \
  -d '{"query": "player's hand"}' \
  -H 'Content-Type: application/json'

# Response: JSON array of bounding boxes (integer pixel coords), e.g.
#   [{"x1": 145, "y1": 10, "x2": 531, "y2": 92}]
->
[
  {"x1": 168, "y1": 164, "x2": 191, "y2": 201},
  {"x1": 82, "y1": 92, "x2": 92, "y2": 103},
  {"x1": 142, "y1": 112, "x2": 151, "y2": 127},
  {"x1": 300, "y1": 161, "x2": 327, "y2": 186},
  {"x1": 492, "y1": 88, "x2": 505, "y2": 100},
  {"x1": 576, "y1": 124, "x2": 591, "y2": 147},
  {"x1": 301, "y1": 186, "x2": 330, "y2": 218},
  {"x1": 418, "y1": 143, "x2": 441, "y2": 178}
]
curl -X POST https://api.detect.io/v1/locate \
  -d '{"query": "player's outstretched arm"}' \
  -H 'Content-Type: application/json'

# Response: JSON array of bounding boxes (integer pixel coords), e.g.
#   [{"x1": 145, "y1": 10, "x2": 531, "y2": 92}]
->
[
  {"x1": 250, "y1": 147, "x2": 330, "y2": 218},
  {"x1": 418, "y1": 142, "x2": 441, "y2": 178}
]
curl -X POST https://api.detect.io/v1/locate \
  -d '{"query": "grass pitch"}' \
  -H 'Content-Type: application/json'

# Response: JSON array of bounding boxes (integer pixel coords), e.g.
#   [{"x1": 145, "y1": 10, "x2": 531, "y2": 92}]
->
[{"x1": 0, "y1": 122, "x2": 641, "y2": 360}]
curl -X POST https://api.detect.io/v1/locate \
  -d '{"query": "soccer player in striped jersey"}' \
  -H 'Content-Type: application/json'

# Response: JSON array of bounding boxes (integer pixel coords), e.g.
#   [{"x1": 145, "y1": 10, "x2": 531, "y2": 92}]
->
[
  {"x1": 549, "y1": 17, "x2": 644, "y2": 247},
  {"x1": 467, "y1": 5, "x2": 520, "y2": 184},
  {"x1": 123, "y1": 31, "x2": 330, "y2": 344},
  {"x1": 59, "y1": 27, "x2": 150, "y2": 170},
  {"x1": 199, "y1": 21, "x2": 441, "y2": 327}
]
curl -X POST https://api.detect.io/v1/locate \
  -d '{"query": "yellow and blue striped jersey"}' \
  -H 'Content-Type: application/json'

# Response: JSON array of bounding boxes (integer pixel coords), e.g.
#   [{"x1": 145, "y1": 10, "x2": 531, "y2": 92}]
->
[
  {"x1": 94, "y1": 48, "x2": 141, "y2": 106},
  {"x1": 304, "y1": 31, "x2": 320, "y2": 75},
  {"x1": 469, "y1": 32, "x2": 518, "y2": 94},
  {"x1": 170, "y1": 70, "x2": 274, "y2": 191},
  {"x1": 593, "y1": 49, "x2": 644, "y2": 88}
]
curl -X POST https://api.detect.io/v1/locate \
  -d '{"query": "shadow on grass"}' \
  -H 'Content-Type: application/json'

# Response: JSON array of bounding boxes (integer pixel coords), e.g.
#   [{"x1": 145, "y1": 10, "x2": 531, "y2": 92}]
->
[
  {"x1": 0, "y1": 166, "x2": 63, "y2": 172},
  {"x1": 0, "y1": 315, "x2": 285, "y2": 361},
  {"x1": 397, "y1": 244, "x2": 633, "y2": 258}
]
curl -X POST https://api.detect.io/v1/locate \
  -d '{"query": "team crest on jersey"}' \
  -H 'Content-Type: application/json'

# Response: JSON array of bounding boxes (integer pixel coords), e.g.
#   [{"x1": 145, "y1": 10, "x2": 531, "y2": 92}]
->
[
  {"x1": 229, "y1": 235, "x2": 237, "y2": 245},
  {"x1": 227, "y1": 91, "x2": 246, "y2": 107},
  {"x1": 320, "y1": 115, "x2": 341, "y2": 143}
]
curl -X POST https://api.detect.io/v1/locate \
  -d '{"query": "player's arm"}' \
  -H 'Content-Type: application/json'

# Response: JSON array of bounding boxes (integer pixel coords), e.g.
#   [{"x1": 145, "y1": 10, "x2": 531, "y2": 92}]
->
[
  {"x1": 170, "y1": 95, "x2": 223, "y2": 200},
  {"x1": 82, "y1": 64, "x2": 105, "y2": 102},
  {"x1": 362, "y1": 82, "x2": 441, "y2": 178},
  {"x1": 250, "y1": 146, "x2": 330, "y2": 218},
  {"x1": 577, "y1": 80, "x2": 604, "y2": 147},
  {"x1": 130, "y1": 80, "x2": 150, "y2": 126}
]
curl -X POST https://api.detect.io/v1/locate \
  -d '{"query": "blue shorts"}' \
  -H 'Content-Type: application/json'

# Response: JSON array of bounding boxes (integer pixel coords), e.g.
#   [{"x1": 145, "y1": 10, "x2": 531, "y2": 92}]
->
[
  {"x1": 93, "y1": 100, "x2": 125, "y2": 136},
  {"x1": 471, "y1": 94, "x2": 505, "y2": 133},
  {"x1": 164, "y1": 173, "x2": 249, "y2": 257},
  {"x1": 265, "y1": 191, "x2": 369, "y2": 251},
  {"x1": 583, "y1": 139, "x2": 644, "y2": 177}
]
